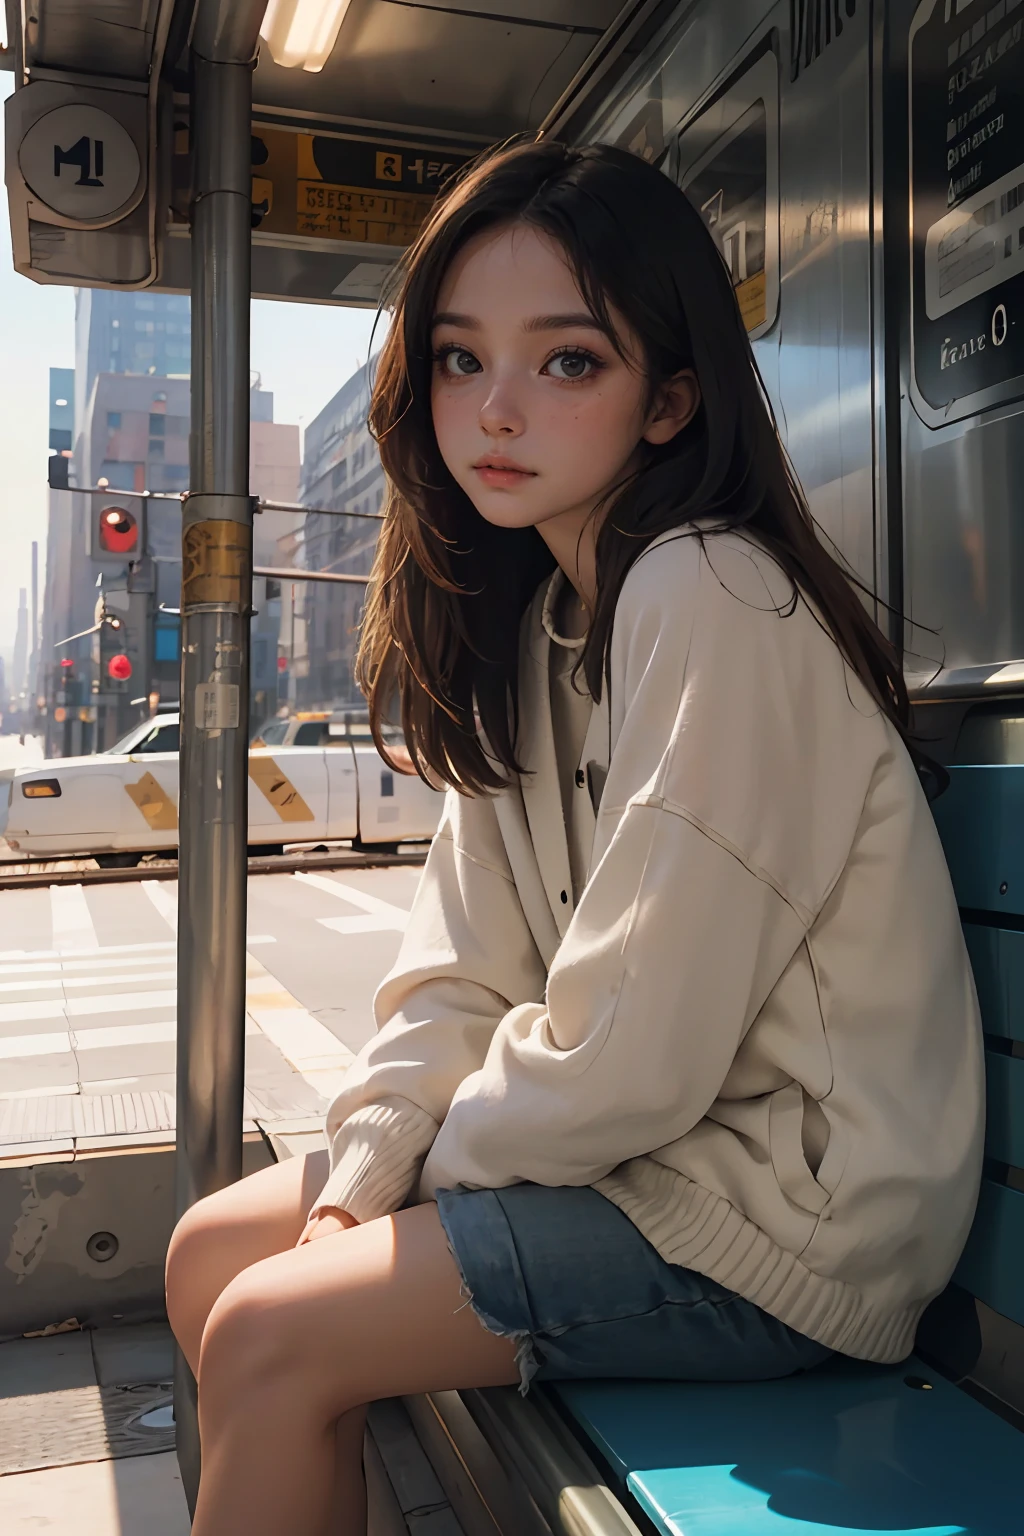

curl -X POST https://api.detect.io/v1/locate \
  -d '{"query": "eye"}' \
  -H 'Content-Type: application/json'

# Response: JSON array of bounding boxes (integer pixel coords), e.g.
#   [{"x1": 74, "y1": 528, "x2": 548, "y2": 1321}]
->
[
  {"x1": 435, "y1": 345, "x2": 482, "y2": 377},
  {"x1": 543, "y1": 348, "x2": 603, "y2": 382}
]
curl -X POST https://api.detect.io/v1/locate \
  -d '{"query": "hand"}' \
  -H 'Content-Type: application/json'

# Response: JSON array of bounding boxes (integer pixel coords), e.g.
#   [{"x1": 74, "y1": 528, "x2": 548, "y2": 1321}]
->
[{"x1": 296, "y1": 1207, "x2": 359, "y2": 1246}]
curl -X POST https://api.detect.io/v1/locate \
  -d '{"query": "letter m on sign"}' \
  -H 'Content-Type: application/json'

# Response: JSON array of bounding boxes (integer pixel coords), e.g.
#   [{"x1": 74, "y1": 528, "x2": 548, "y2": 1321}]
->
[{"x1": 54, "y1": 135, "x2": 104, "y2": 187}]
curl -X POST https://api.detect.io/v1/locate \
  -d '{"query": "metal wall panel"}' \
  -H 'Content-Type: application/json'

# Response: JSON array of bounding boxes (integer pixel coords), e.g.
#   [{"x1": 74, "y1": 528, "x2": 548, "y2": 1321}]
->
[{"x1": 580, "y1": 0, "x2": 879, "y2": 593}]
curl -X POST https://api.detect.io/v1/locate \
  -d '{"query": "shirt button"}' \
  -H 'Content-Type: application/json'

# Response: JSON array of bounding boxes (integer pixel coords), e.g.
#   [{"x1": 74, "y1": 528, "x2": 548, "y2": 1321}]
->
[
  {"x1": 560, "y1": 890, "x2": 568, "y2": 904},
  {"x1": 575, "y1": 768, "x2": 585, "y2": 788}
]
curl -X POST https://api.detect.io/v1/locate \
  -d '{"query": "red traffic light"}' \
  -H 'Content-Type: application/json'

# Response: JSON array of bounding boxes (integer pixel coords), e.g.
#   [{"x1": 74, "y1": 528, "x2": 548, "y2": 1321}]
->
[
  {"x1": 277, "y1": 656, "x2": 288, "y2": 673},
  {"x1": 107, "y1": 654, "x2": 133, "y2": 682},
  {"x1": 59, "y1": 657, "x2": 74, "y2": 670},
  {"x1": 99, "y1": 506, "x2": 139, "y2": 555}
]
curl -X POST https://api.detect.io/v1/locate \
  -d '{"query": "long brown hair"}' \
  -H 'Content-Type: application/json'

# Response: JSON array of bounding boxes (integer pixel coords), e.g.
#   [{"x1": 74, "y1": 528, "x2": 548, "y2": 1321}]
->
[{"x1": 358, "y1": 137, "x2": 913, "y2": 794}]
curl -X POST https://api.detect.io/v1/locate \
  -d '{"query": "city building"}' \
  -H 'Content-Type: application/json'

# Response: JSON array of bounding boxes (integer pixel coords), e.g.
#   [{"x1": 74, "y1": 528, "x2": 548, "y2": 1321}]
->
[
  {"x1": 73, "y1": 289, "x2": 191, "y2": 430},
  {"x1": 38, "y1": 292, "x2": 300, "y2": 755},
  {"x1": 293, "y1": 354, "x2": 384, "y2": 712}
]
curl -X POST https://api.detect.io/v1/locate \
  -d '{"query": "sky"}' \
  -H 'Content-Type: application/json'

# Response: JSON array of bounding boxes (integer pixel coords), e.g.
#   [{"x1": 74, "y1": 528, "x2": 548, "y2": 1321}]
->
[{"x1": 0, "y1": 75, "x2": 380, "y2": 679}]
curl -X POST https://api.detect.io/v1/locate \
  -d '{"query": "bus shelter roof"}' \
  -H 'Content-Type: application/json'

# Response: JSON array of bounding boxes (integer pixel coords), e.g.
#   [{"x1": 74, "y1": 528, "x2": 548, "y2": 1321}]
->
[{"x1": 7, "y1": 0, "x2": 664, "y2": 147}]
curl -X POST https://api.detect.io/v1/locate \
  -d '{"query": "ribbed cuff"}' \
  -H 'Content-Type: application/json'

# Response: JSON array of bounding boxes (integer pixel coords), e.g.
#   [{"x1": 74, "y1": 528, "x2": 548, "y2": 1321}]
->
[{"x1": 309, "y1": 1099, "x2": 439, "y2": 1225}]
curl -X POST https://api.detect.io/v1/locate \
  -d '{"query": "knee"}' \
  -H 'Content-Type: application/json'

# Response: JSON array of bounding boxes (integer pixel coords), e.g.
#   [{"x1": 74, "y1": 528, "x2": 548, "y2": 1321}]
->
[
  {"x1": 165, "y1": 1195, "x2": 220, "y2": 1336},
  {"x1": 198, "y1": 1265, "x2": 347, "y2": 1422}
]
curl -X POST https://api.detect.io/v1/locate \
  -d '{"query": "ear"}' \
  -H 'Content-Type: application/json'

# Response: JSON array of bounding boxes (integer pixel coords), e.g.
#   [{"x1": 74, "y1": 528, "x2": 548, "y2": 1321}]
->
[{"x1": 642, "y1": 369, "x2": 701, "y2": 446}]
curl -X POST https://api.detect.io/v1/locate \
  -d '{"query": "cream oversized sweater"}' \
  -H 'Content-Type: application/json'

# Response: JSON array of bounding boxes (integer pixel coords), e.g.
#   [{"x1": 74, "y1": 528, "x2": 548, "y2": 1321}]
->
[{"x1": 312, "y1": 529, "x2": 984, "y2": 1364}]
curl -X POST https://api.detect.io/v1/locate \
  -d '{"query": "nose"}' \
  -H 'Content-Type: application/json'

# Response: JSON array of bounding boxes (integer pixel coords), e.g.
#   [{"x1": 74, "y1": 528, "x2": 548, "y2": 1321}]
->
[{"x1": 478, "y1": 374, "x2": 525, "y2": 438}]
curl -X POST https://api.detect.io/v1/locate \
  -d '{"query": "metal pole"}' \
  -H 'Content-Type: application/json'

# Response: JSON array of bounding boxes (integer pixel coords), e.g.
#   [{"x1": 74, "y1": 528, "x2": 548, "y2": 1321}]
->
[{"x1": 174, "y1": 36, "x2": 257, "y2": 1516}]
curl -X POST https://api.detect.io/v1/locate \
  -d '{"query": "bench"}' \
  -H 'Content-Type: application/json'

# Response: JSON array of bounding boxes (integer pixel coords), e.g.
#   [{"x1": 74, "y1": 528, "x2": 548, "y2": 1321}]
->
[{"x1": 466, "y1": 762, "x2": 1024, "y2": 1534}]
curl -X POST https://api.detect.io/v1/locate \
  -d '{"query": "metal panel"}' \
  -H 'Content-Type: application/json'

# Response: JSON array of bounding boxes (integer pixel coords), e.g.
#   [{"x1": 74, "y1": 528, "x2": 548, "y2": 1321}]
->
[
  {"x1": 931, "y1": 764, "x2": 1024, "y2": 917},
  {"x1": 251, "y1": 0, "x2": 619, "y2": 139},
  {"x1": 963, "y1": 923, "x2": 1024, "y2": 1043},
  {"x1": 985, "y1": 1050, "x2": 1024, "y2": 1168},
  {"x1": 955, "y1": 1178, "x2": 1024, "y2": 1328},
  {"x1": 27, "y1": 0, "x2": 165, "y2": 81},
  {"x1": 582, "y1": 0, "x2": 879, "y2": 592}
]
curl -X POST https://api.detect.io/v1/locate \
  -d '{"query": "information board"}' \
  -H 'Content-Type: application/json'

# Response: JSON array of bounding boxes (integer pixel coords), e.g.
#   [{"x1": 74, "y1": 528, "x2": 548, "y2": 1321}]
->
[
  {"x1": 251, "y1": 129, "x2": 475, "y2": 248},
  {"x1": 910, "y1": 0, "x2": 1024, "y2": 414}
]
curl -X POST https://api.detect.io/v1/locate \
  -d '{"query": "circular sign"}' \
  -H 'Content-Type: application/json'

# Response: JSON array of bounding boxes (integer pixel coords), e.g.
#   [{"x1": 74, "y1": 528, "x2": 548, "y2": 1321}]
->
[
  {"x1": 108, "y1": 654, "x2": 133, "y2": 682},
  {"x1": 19, "y1": 105, "x2": 141, "y2": 221},
  {"x1": 54, "y1": 707, "x2": 67, "y2": 723}
]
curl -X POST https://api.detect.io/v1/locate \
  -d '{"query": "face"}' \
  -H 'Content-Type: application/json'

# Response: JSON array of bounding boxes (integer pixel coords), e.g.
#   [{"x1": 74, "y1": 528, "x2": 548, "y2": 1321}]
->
[{"x1": 429, "y1": 223, "x2": 698, "y2": 569}]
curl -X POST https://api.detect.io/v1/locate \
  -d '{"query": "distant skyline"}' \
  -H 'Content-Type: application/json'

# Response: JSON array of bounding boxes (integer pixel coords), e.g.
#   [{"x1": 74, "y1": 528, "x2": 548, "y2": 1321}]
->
[{"x1": 0, "y1": 75, "x2": 381, "y2": 677}]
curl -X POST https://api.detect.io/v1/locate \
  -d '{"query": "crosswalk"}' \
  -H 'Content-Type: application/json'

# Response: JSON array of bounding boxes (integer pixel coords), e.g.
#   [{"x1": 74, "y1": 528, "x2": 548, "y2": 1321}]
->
[{"x1": 0, "y1": 872, "x2": 412, "y2": 1159}]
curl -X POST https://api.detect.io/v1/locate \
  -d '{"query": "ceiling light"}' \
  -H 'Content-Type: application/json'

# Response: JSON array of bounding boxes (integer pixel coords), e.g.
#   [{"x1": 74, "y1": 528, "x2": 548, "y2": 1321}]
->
[{"x1": 259, "y1": 0, "x2": 352, "y2": 72}]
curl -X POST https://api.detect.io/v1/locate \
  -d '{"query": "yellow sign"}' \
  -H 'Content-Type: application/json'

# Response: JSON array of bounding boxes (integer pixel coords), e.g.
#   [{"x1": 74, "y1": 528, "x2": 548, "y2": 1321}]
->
[
  {"x1": 735, "y1": 270, "x2": 767, "y2": 332},
  {"x1": 125, "y1": 771, "x2": 178, "y2": 833},
  {"x1": 248, "y1": 753, "x2": 314, "y2": 822}
]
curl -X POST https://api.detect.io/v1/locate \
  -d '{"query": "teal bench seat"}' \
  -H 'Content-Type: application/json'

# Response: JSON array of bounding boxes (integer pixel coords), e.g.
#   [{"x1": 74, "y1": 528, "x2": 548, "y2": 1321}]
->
[{"x1": 545, "y1": 764, "x2": 1024, "y2": 1535}]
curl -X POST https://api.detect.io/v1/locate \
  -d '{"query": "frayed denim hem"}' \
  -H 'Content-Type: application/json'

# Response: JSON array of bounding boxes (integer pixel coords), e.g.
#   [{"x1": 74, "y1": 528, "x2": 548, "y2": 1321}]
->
[{"x1": 436, "y1": 1191, "x2": 540, "y2": 1395}]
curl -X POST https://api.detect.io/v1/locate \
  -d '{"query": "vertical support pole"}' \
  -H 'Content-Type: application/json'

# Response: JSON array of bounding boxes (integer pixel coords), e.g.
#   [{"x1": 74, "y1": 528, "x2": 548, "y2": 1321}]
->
[{"x1": 174, "y1": 47, "x2": 255, "y2": 1516}]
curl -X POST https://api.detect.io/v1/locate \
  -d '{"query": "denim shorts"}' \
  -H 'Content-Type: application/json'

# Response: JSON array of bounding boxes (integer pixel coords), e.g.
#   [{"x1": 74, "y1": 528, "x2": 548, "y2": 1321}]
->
[{"x1": 435, "y1": 1183, "x2": 833, "y2": 1393}]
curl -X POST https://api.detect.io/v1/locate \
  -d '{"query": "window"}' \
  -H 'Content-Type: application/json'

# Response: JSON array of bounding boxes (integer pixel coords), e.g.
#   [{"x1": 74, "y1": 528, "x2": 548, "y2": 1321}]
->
[
  {"x1": 293, "y1": 722, "x2": 325, "y2": 746},
  {"x1": 107, "y1": 411, "x2": 122, "y2": 430},
  {"x1": 258, "y1": 720, "x2": 289, "y2": 745},
  {"x1": 149, "y1": 414, "x2": 166, "y2": 435},
  {"x1": 675, "y1": 49, "x2": 780, "y2": 340},
  {"x1": 149, "y1": 438, "x2": 165, "y2": 459},
  {"x1": 136, "y1": 722, "x2": 180, "y2": 753}
]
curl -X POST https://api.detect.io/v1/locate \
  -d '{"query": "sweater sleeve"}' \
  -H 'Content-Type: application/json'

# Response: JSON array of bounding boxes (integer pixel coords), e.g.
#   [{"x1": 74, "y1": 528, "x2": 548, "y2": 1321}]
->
[
  {"x1": 418, "y1": 537, "x2": 875, "y2": 1198},
  {"x1": 308, "y1": 786, "x2": 548, "y2": 1222}
]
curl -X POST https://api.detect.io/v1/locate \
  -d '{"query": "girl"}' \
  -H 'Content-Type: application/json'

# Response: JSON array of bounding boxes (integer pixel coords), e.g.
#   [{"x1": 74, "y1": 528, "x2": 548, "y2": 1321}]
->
[{"x1": 166, "y1": 139, "x2": 984, "y2": 1535}]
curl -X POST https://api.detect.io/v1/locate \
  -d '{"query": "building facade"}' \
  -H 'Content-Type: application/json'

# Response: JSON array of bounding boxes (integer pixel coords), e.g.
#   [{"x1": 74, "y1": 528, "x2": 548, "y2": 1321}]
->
[
  {"x1": 39, "y1": 292, "x2": 300, "y2": 754},
  {"x1": 293, "y1": 355, "x2": 385, "y2": 713}
]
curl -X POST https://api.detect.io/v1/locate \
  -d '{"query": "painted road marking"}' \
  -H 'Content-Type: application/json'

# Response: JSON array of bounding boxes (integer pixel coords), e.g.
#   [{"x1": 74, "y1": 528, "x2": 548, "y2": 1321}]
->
[
  {"x1": 49, "y1": 884, "x2": 99, "y2": 953},
  {"x1": 0, "y1": 936, "x2": 275, "y2": 970},
  {"x1": 0, "y1": 989, "x2": 179, "y2": 1025},
  {"x1": 292, "y1": 871, "x2": 410, "y2": 933},
  {"x1": 142, "y1": 881, "x2": 178, "y2": 931},
  {"x1": 0, "y1": 969, "x2": 177, "y2": 995}
]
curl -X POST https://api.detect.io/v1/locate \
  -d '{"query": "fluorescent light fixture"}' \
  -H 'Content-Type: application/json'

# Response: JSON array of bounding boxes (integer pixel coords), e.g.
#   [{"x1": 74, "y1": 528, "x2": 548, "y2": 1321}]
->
[{"x1": 259, "y1": 0, "x2": 352, "y2": 72}]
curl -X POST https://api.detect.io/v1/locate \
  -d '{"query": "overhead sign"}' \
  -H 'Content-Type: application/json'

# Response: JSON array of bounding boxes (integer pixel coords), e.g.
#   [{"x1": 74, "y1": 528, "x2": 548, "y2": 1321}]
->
[
  {"x1": 910, "y1": 0, "x2": 1024, "y2": 416},
  {"x1": 18, "y1": 103, "x2": 142, "y2": 222},
  {"x1": 172, "y1": 127, "x2": 476, "y2": 252}
]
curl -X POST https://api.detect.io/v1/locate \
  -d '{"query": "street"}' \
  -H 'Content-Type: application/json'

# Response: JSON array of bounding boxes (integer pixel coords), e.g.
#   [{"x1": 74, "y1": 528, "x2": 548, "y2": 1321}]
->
[{"x1": 0, "y1": 861, "x2": 422, "y2": 1158}]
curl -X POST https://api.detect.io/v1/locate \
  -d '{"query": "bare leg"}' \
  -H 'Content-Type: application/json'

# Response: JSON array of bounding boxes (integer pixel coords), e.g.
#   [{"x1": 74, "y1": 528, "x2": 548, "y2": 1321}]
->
[
  {"x1": 165, "y1": 1151, "x2": 369, "y2": 1524},
  {"x1": 192, "y1": 1201, "x2": 519, "y2": 1536},
  {"x1": 165, "y1": 1148, "x2": 330, "y2": 1373}
]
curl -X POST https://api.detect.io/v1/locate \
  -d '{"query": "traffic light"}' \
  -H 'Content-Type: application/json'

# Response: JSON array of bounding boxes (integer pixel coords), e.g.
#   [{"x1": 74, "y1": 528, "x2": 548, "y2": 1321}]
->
[{"x1": 98, "y1": 505, "x2": 139, "y2": 556}]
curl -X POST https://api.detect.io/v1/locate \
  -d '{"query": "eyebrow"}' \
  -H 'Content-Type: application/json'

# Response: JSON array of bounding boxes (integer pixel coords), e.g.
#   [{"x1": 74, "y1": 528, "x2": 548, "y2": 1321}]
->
[{"x1": 432, "y1": 310, "x2": 605, "y2": 334}]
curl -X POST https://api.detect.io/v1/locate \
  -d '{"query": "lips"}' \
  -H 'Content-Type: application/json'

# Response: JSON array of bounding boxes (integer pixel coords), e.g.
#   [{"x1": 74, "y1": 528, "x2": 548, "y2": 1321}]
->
[
  {"x1": 472, "y1": 455, "x2": 534, "y2": 474},
  {"x1": 471, "y1": 454, "x2": 536, "y2": 488}
]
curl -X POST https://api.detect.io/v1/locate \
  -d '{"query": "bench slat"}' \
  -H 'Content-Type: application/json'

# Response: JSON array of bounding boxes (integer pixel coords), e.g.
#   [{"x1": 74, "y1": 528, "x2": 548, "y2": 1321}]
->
[
  {"x1": 962, "y1": 923, "x2": 1024, "y2": 1043},
  {"x1": 953, "y1": 1177, "x2": 1024, "y2": 1327},
  {"x1": 932, "y1": 764, "x2": 1024, "y2": 918},
  {"x1": 985, "y1": 1050, "x2": 1024, "y2": 1167}
]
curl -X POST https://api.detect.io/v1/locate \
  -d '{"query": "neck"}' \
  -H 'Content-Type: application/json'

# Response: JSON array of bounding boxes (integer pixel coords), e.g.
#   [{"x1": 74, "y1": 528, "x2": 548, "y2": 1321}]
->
[{"x1": 536, "y1": 502, "x2": 600, "y2": 611}]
